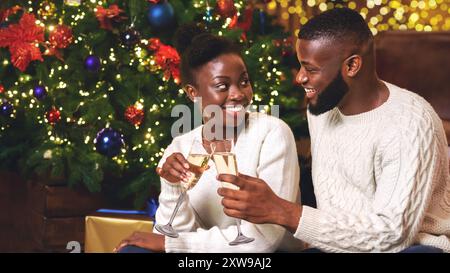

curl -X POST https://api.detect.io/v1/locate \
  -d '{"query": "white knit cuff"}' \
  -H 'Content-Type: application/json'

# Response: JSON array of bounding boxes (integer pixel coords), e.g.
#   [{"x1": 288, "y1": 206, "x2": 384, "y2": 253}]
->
[
  {"x1": 165, "y1": 235, "x2": 195, "y2": 253},
  {"x1": 160, "y1": 178, "x2": 184, "y2": 197},
  {"x1": 293, "y1": 205, "x2": 322, "y2": 245}
]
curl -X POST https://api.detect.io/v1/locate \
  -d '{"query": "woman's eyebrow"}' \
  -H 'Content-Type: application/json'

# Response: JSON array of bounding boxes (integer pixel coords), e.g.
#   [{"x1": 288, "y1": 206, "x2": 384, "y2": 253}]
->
[{"x1": 212, "y1": 76, "x2": 230, "y2": 80}]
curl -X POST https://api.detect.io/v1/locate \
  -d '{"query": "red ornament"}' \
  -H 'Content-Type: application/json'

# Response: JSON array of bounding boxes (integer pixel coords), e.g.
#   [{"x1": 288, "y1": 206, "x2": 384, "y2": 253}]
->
[
  {"x1": 282, "y1": 37, "x2": 293, "y2": 48},
  {"x1": 0, "y1": 13, "x2": 45, "y2": 72},
  {"x1": 95, "y1": 4, "x2": 127, "y2": 30},
  {"x1": 125, "y1": 104, "x2": 144, "y2": 126},
  {"x1": 216, "y1": 0, "x2": 237, "y2": 18},
  {"x1": 0, "y1": 84, "x2": 4, "y2": 93},
  {"x1": 228, "y1": 4, "x2": 253, "y2": 41},
  {"x1": 46, "y1": 107, "x2": 61, "y2": 125},
  {"x1": 281, "y1": 37, "x2": 294, "y2": 57},
  {"x1": 237, "y1": 6, "x2": 253, "y2": 32},
  {"x1": 46, "y1": 24, "x2": 73, "y2": 60},
  {"x1": 147, "y1": 0, "x2": 161, "y2": 3},
  {"x1": 49, "y1": 24, "x2": 73, "y2": 49}
]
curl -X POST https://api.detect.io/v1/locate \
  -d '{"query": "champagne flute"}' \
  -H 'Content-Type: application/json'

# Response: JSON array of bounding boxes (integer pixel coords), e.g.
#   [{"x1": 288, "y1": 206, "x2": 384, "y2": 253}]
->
[
  {"x1": 211, "y1": 139, "x2": 255, "y2": 245},
  {"x1": 155, "y1": 139, "x2": 211, "y2": 238}
]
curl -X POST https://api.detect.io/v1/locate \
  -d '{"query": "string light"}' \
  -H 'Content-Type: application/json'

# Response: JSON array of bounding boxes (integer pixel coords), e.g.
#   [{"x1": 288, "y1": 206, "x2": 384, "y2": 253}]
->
[
  {"x1": 275, "y1": 0, "x2": 448, "y2": 33},
  {"x1": 2, "y1": 0, "x2": 446, "y2": 181}
]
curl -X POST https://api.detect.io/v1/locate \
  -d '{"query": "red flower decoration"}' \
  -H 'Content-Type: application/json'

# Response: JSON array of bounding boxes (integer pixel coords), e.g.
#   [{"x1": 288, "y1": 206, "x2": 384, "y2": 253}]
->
[
  {"x1": 95, "y1": 4, "x2": 127, "y2": 30},
  {"x1": 0, "y1": 13, "x2": 44, "y2": 72},
  {"x1": 0, "y1": 5, "x2": 21, "y2": 23},
  {"x1": 154, "y1": 44, "x2": 181, "y2": 84},
  {"x1": 147, "y1": 38, "x2": 162, "y2": 51},
  {"x1": 147, "y1": 38, "x2": 181, "y2": 84}
]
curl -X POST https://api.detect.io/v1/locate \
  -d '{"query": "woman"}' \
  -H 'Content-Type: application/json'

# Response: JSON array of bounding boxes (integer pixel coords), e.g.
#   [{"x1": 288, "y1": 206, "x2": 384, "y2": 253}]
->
[{"x1": 115, "y1": 24, "x2": 302, "y2": 253}]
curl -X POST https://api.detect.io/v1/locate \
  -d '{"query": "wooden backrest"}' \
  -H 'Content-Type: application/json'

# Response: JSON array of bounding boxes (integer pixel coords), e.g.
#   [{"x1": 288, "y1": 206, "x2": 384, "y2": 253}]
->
[{"x1": 375, "y1": 31, "x2": 450, "y2": 144}]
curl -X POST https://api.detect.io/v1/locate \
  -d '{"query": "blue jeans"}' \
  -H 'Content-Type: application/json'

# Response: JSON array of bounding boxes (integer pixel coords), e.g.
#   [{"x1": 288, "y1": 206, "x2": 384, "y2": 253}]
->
[
  {"x1": 301, "y1": 245, "x2": 443, "y2": 253},
  {"x1": 118, "y1": 245, "x2": 153, "y2": 253},
  {"x1": 118, "y1": 244, "x2": 443, "y2": 253},
  {"x1": 399, "y1": 245, "x2": 443, "y2": 253}
]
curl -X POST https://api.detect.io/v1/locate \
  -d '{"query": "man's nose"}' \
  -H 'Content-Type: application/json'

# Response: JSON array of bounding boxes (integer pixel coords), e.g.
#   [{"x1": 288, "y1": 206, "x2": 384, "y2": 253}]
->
[{"x1": 296, "y1": 68, "x2": 308, "y2": 85}]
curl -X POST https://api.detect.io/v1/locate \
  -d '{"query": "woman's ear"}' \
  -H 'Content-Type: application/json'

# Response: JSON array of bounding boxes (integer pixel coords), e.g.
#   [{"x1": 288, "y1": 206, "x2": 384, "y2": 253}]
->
[
  {"x1": 184, "y1": 84, "x2": 198, "y2": 102},
  {"x1": 344, "y1": 55, "x2": 362, "y2": 78}
]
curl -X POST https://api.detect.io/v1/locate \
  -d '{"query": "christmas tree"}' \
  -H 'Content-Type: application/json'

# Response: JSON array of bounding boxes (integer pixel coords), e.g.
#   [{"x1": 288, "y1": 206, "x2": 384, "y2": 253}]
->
[{"x1": 0, "y1": 0, "x2": 305, "y2": 207}]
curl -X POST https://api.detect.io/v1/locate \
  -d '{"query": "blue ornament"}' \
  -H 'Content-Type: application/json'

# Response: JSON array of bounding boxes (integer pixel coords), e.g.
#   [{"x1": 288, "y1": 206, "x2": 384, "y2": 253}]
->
[
  {"x1": 0, "y1": 101, "x2": 13, "y2": 117},
  {"x1": 94, "y1": 128, "x2": 125, "y2": 157},
  {"x1": 147, "y1": 2, "x2": 175, "y2": 31},
  {"x1": 33, "y1": 85, "x2": 47, "y2": 100},
  {"x1": 84, "y1": 55, "x2": 101, "y2": 72}
]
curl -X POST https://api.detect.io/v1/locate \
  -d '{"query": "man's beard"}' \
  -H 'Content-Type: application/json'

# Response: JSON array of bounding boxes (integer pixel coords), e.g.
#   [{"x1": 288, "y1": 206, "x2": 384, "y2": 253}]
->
[{"x1": 308, "y1": 71, "x2": 348, "y2": 116}]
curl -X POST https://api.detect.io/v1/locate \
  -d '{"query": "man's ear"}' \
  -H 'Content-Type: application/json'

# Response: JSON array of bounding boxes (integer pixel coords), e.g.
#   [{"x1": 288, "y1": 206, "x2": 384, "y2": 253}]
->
[
  {"x1": 344, "y1": 55, "x2": 362, "y2": 78},
  {"x1": 184, "y1": 84, "x2": 198, "y2": 102}
]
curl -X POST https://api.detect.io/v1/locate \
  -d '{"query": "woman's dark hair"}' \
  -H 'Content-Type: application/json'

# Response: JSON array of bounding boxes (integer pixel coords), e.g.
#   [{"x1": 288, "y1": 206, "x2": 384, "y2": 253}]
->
[{"x1": 174, "y1": 23, "x2": 242, "y2": 86}]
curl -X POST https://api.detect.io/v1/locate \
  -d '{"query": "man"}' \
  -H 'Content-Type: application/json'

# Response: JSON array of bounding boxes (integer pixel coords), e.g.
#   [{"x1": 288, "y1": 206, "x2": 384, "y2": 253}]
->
[{"x1": 218, "y1": 8, "x2": 450, "y2": 253}]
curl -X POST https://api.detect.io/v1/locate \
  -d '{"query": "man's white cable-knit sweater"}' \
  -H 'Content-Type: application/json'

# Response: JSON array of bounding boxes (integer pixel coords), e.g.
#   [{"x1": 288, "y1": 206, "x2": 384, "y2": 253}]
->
[
  {"x1": 155, "y1": 113, "x2": 303, "y2": 253},
  {"x1": 294, "y1": 82, "x2": 450, "y2": 252}
]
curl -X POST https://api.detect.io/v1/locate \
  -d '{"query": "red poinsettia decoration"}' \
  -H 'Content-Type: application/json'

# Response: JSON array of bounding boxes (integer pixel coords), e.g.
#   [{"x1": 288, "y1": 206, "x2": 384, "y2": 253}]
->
[
  {"x1": 0, "y1": 13, "x2": 44, "y2": 72},
  {"x1": 148, "y1": 38, "x2": 181, "y2": 84},
  {"x1": 95, "y1": 4, "x2": 127, "y2": 30},
  {"x1": 0, "y1": 5, "x2": 21, "y2": 23}
]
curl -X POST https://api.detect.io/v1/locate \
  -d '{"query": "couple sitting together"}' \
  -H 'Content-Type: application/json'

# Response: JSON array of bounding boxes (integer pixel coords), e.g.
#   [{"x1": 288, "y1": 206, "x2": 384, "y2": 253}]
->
[{"x1": 114, "y1": 8, "x2": 450, "y2": 253}]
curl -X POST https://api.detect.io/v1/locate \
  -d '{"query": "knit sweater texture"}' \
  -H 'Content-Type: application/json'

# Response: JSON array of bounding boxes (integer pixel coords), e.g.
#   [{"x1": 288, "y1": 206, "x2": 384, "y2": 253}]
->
[
  {"x1": 294, "y1": 82, "x2": 450, "y2": 252},
  {"x1": 155, "y1": 112, "x2": 303, "y2": 252}
]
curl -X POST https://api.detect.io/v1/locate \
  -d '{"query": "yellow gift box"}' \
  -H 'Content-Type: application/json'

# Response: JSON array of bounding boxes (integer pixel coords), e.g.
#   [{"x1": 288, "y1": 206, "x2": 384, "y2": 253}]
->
[{"x1": 85, "y1": 213, "x2": 154, "y2": 253}]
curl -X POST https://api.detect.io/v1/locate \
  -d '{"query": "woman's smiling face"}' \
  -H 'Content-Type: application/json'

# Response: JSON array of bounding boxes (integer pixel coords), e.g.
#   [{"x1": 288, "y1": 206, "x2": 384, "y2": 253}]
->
[{"x1": 187, "y1": 53, "x2": 253, "y2": 129}]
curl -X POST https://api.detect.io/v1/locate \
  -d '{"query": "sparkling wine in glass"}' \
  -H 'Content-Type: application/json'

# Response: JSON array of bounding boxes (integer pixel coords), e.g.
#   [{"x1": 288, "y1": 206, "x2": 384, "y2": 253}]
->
[
  {"x1": 155, "y1": 139, "x2": 210, "y2": 238},
  {"x1": 211, "y1": 139, "x2": 255, "y2": 245}
]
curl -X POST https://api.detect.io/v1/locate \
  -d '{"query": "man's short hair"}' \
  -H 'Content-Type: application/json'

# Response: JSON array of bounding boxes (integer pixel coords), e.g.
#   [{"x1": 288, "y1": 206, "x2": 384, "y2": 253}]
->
[{"x1": 298, "y1": 8, "x2": 373, "y2": 46}]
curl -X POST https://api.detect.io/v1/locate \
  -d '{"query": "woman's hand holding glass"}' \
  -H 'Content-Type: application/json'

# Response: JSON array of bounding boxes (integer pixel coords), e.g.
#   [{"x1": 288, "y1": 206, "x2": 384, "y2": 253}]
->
[
  {"x1": 155, "y1": 139, "x2": 211, "y2": 238},
  {"x1": 156, "y1": 152, "x2": 191, "y2": 184}
]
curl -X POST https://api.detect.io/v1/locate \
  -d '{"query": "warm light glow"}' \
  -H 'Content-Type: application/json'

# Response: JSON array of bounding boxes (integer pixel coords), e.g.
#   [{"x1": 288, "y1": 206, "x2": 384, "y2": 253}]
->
[{"x1": 279, "y1": 0, "x2": 448, "y2": 34}]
